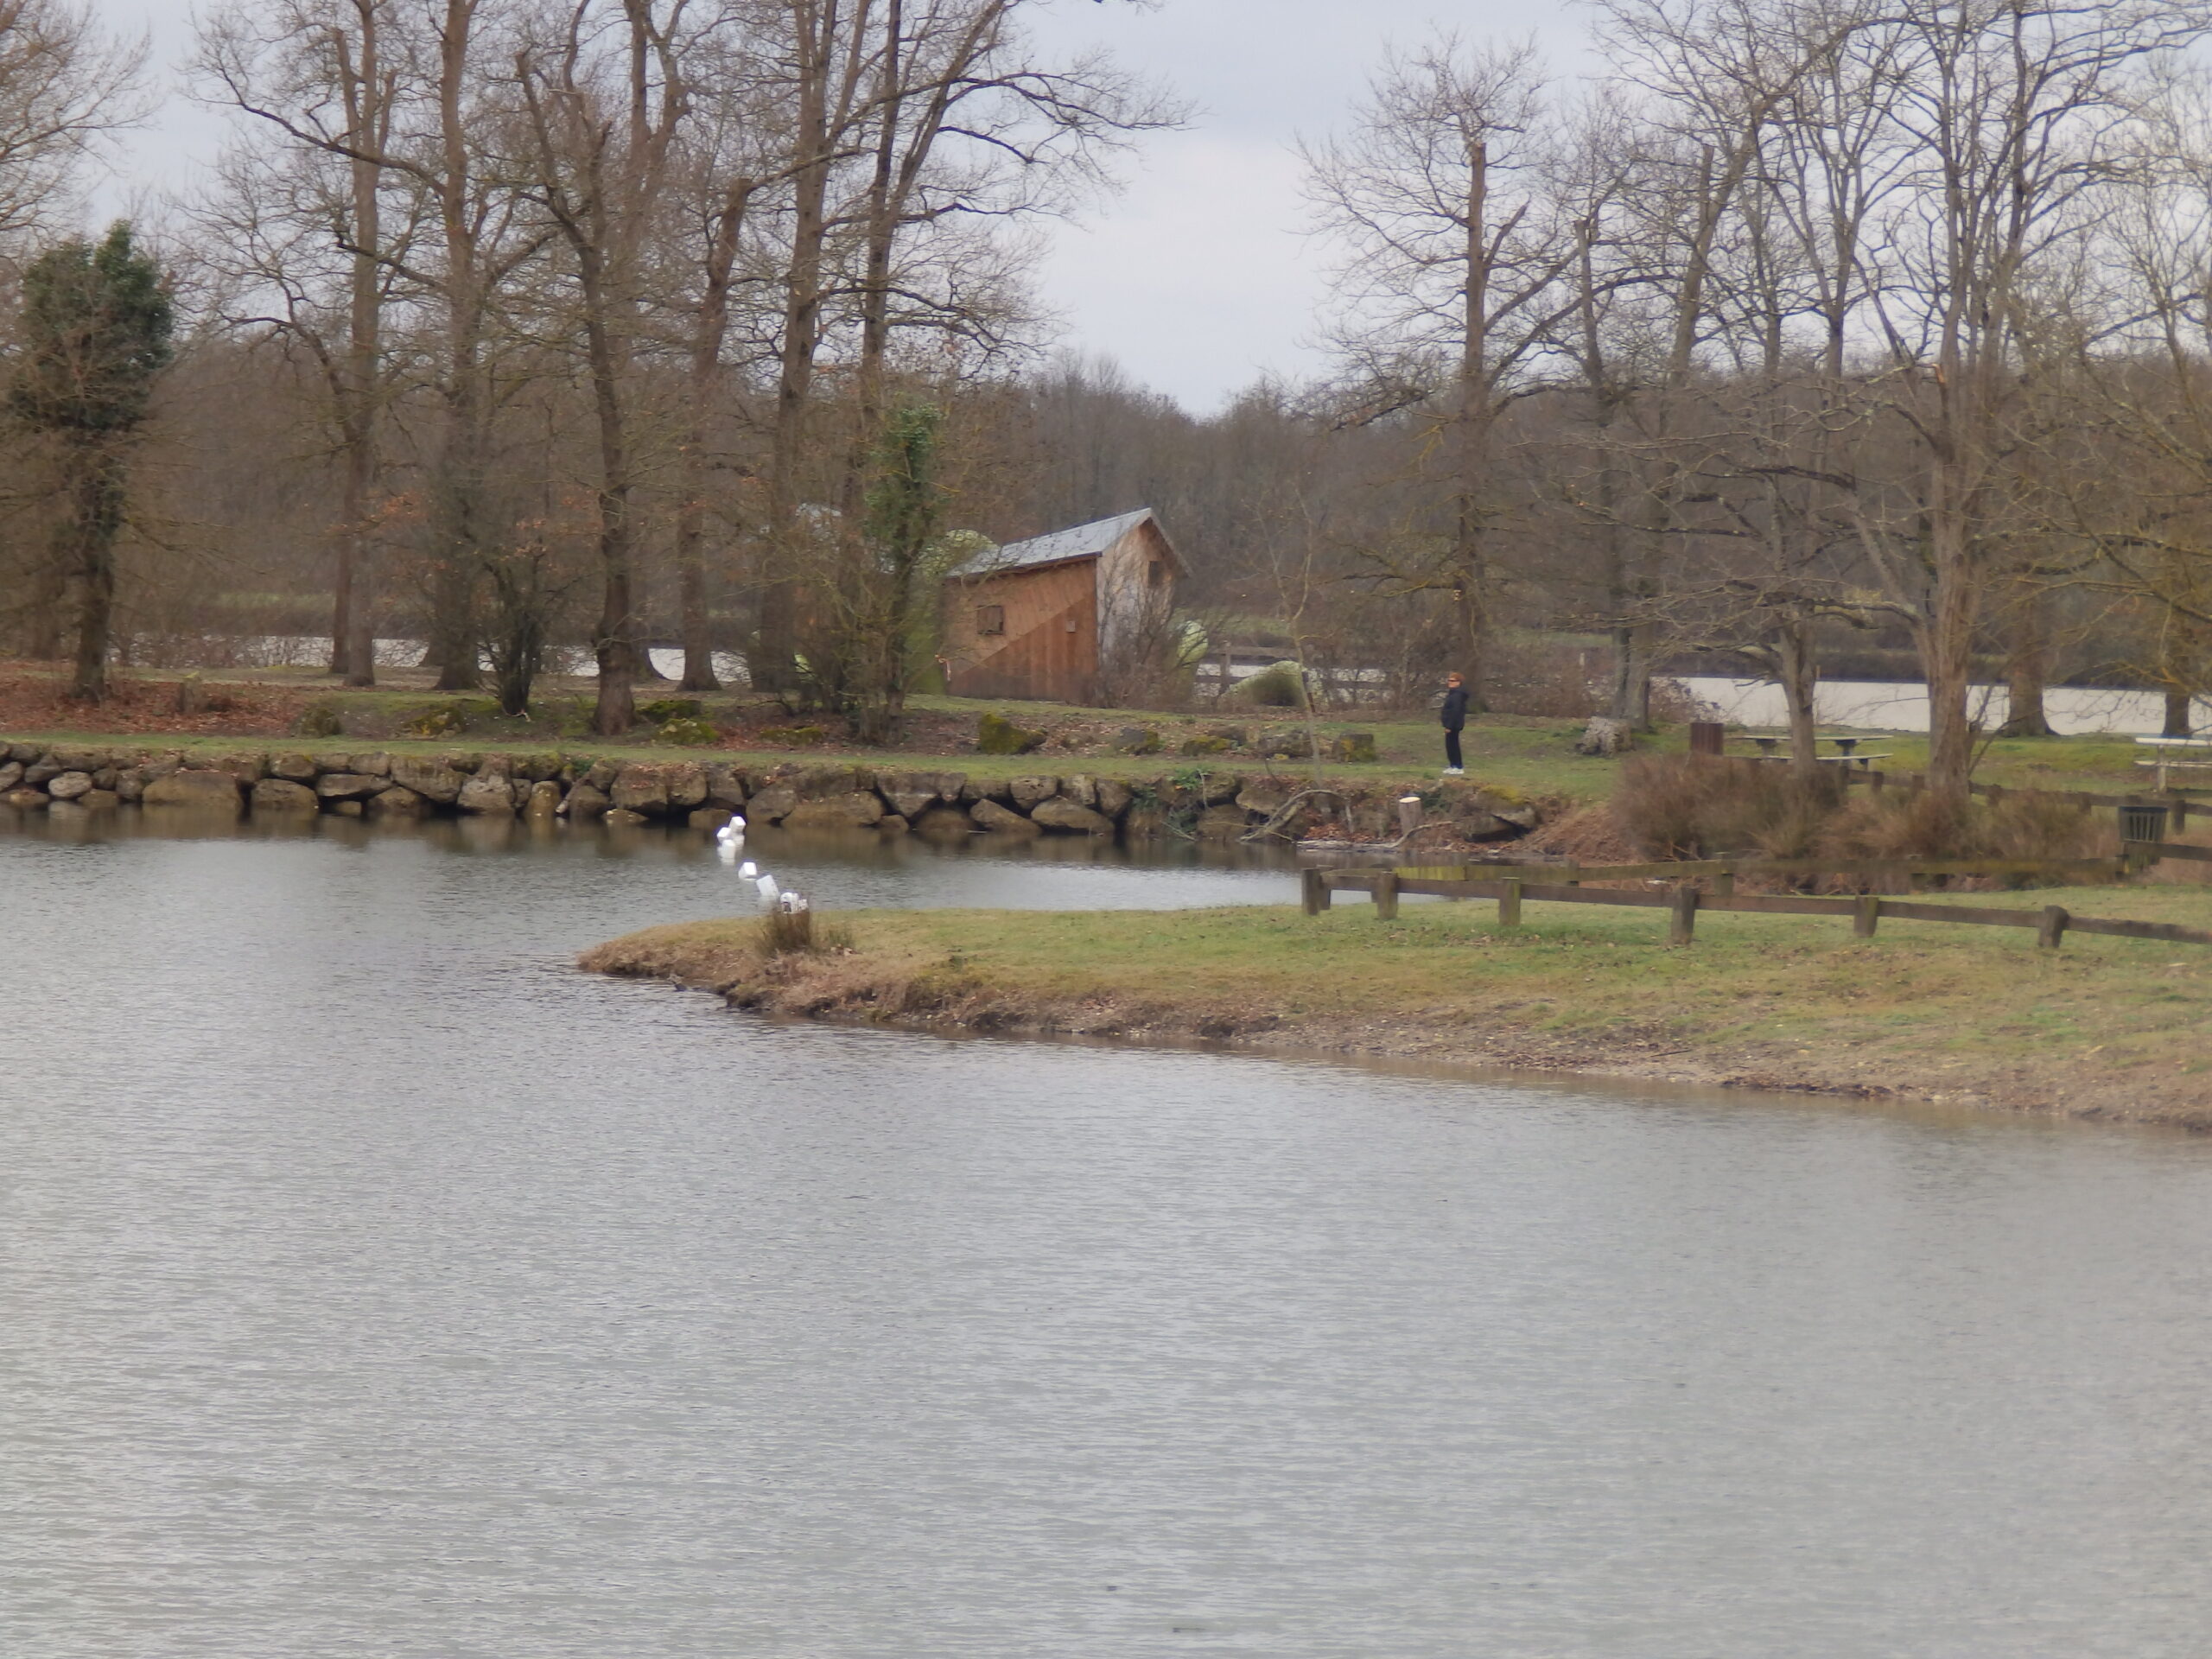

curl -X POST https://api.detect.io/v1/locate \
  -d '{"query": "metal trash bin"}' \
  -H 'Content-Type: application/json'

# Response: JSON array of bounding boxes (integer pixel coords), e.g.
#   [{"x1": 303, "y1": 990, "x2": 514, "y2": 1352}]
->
[{"x1": 2120, "y1": 802, "x2": 2170, "y2": 844}]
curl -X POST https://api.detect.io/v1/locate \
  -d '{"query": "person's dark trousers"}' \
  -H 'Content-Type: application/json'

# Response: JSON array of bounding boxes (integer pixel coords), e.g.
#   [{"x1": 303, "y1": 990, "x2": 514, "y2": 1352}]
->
[{"x1": 1444, "y1": 729, "x2": 1463, "y2": 769}]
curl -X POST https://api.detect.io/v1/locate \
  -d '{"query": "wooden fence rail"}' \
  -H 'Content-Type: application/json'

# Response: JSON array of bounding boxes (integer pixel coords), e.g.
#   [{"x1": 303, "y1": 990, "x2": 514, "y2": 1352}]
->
[
  {"x1": 1835, "y1": 766, "x2": 2210, "y2": 821},
  {"x1": 1300, "y1": 867, "x2": 2212, "y2": 951}
]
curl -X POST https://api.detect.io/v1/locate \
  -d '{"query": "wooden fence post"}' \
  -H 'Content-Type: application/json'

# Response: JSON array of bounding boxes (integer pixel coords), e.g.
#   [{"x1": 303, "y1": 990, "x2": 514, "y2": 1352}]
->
[
  {"x1": 1301, "y1": 868, "x2": 1330, "y2": 915},
  {"x1": 1498, "y1": 877, "x2": 1522, "y2": 928},
  {"x1": 1374, "y1": 871, "x2": 1399, "y2": 920},
  {"x1": 1712, "y1": 866, "x2": 1736, "y2": 897},
  {"x1": 1669, "y1": 883, "x2": 1700, "y2": 946},
  {"x1": 2037, "y1": 906, "x2": 2069, "y2": 950},
  {"x1": 1853, "y1": 894, "x2": 1880, "y2": 939}
]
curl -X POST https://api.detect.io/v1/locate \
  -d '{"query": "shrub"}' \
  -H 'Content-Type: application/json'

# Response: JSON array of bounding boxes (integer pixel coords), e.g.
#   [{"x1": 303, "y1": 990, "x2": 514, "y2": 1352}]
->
[
  {"x1": 1612, "y1": 754, "x2": 2116, "y2": 871},
  {"x1": 1612, "y1": 754, "x2": 1842, "y2": 859},
  {"x1": 402, "y1": 702, "x2": 468, "y2": 738},
  {"x1": 640, "y1": 697, "x2": 703, "y2": 724},
  {"x1": 754, "y1": 905, "x2": 854, "y2": 958},
  {"x1": 1235, "y1": 660, "x2": 1309, "y2": 708},
  {"x1": 296, "y1": 699, "x2": 343, "y2": 738},
  {"x1": 654, "y1": 717, "x2": 719, "y2": 747},
  {"x1": 977, "y1": 711, "x2": 1046, "y2": 754},
  {"x1": 759, "y1": 724, "x2": 827, "y2": 747}
]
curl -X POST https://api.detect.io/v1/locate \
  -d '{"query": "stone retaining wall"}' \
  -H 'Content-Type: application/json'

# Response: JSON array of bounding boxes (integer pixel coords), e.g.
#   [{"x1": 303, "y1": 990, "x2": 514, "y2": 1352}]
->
[{"x1": 0, "y1": 743, "x2": 1538, "y2": 842}]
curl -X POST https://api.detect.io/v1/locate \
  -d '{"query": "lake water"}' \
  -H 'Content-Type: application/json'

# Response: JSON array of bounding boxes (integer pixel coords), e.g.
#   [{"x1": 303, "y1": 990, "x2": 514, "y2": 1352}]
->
[
  {"x1": 1678, "y1": 677, "x2": 2212, "y2": 735},
  {"x1": 6, "y1": 811, "x2": 2212, "y2": 1657}
]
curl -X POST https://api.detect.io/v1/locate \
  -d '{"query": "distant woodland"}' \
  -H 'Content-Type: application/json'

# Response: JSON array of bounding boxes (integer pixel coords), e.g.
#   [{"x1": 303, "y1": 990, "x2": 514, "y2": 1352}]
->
[{"x1": 5, "y1": 0, "x2": 2212, "y2": 804}]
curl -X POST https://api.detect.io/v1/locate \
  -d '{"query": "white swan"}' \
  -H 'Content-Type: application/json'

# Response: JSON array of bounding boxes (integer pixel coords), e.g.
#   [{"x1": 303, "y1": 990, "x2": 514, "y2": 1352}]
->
[
  {"x1": 737, "y1": 860, "x2": 759, "y2": 880},
  {"x1": 715, "y1": 815, "x2": 746, "y2": 845},
  {"x1": 755, "y1": 874, "x2": 779, "y2": 904},
  {"x1": 778, "y1": 890, "x2": 809, "y2": 914}
]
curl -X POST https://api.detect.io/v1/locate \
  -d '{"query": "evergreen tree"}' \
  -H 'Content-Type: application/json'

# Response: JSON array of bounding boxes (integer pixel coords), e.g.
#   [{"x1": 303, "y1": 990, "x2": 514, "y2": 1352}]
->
[{"x1": 10, "y1": 222, "x2": 175, "y2": 700}]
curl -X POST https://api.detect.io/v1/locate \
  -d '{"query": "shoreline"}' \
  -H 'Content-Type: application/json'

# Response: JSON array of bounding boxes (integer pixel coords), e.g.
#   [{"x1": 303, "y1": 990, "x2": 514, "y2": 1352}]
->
[{"x1": 581, "y1": 904, "x2": 2212, "y2": 1131}]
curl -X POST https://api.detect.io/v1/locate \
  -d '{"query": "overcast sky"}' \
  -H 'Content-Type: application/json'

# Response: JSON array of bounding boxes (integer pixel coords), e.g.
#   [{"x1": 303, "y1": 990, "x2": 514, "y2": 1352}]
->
[{"x1": 91, "y1": 0, "x2": 1581, "y2": 412}]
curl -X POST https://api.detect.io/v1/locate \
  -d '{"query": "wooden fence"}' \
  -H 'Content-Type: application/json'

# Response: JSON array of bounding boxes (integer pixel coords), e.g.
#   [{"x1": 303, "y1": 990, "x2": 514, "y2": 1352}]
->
[
  {"x1": 1835, "y1": 765, "x2": 2209, "y2": 823},
  {"x1": 1301, "y1": 857, "x2": 2212, "y2": 951}
]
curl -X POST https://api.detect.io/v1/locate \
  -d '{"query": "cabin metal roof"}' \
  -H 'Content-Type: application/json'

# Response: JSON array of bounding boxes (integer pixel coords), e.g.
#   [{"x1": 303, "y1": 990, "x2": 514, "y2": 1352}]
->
[{"x1": 967, "y1": 508, "x2": 1160, "y2": 575}]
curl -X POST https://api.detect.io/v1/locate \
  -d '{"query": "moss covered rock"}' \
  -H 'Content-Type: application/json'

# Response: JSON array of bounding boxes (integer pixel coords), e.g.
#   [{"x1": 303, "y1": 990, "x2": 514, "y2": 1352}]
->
[{"x1": 977, "y1": 711, "x2": 1046, "y2": 755}]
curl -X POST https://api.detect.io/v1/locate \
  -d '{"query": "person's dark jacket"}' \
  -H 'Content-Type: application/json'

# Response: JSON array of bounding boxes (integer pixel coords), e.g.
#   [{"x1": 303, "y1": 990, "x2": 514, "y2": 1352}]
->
[{"x1": 1440, "y1": 684, "x2": 1470, "y2": 731}]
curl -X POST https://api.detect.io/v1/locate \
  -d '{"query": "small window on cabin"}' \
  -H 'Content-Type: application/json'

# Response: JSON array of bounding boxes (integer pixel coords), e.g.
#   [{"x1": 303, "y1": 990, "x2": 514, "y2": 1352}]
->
[
  {"x1": 1147, "y1": 560, "x2": 1165, "y2": 588},
  {"x1": 976, "y1": 604, "x2": 1005, "y2": 636}
]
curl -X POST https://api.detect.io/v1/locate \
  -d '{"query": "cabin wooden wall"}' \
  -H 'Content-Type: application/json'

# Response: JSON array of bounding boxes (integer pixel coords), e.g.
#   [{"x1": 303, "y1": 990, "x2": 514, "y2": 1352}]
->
[{"x1": 944, "y1": 559, "x2": 1099, "y2": 702}]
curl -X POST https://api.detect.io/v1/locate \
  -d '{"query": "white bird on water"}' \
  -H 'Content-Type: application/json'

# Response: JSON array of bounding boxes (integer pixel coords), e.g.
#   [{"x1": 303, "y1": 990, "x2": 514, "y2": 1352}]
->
[
  {"x1": 755, "y1": 873, "x2": 779, "y2": 904},
  {"x1": 737, "y1": 860, "x2": 759, "y2": 880},
  {"x1": 715, "y1": 815, "x2": 747, "y2": 846}
]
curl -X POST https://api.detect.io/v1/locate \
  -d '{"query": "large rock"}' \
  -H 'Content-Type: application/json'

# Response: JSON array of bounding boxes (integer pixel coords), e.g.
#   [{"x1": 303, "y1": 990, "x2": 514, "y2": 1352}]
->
[
  {"x1": 958, "y1": 776, "x2": 1012, "y2": 805},
  {"x1": 1195, "y1": 804, "x2": 1249, "y2": 840},
  {"x1": 79, "y1": 789, "x2": 119, "y2": 811},
  {"x1": 794, "y1": 766, "x2": 865, "y2": 800},
  {"x1": 878, "y1": 771, "x2": 946, "y2": 819},
  {"x1": 689, "y1": 806, "x2": 734, "y2": 831},
  {"x1": 1059, "y1": 773, "x2": 1099, "y2": 809},
  {"x1": 1031, "y1": 796, "x2": 1116, "y2": 835},
  {"x1": 603, "y1": 807, "x2": 649, "y2": 827},
  {"x1": 315, "y1": 772, "x2": 385, "y2": 801},
  {"x1": 562, "y1": 782, "x2": 609, "y2": 820},
  {"x1": 143, "y1": 770, "x2": 244, "y2": 813},
  {"x1": 1332, "y1": 732, "x2": 1378, "y2": 764},
  {"x1": 912, "y1": 805, "x2": 976, "y2": 839},
  {"x1": 252, "y1": 778, "x2": 321, "y2": 813},
  {"x1": 1094, "y1": 779, "x2": 1134, "y2": 820},
  {"x1": 785, "y1": 791, "x2": 885, "y2": 829},
  {"x1": 969, "y1": 798, "x2": 1040, "y2": 836},
  {"x1": 610, "y1": 764, "x2": 669, "y2": 814},
  {"x1": 1576, "y1": 715, "x2": 1634, "y2": 756},
  {"x1": 113, "y1": 769, "x2": 147, "y2": 803},
  {"x1": 1236, "y1": 781, "x2": 1296, "y2": 817},
  {"x1": 46, "y1": 770, "x2": 92, "y2": 801},
  {"x1": 213, "y1": 751, "x2": 269, "y2": 784},
  {"x1": 523, "y1": 779, "x2": 563, "y2": 817},
  {"x1": 746, "y1": 784, "x2": 798, "y2": 823},
  {"x1": 664, "y1": 762, "x2": 709, "y2": 810},
  {"x1": 390, "y1": 755, "x2": 467, "y2": 804},
  {"x1": 582, "y1": 759, "x2": 620, "y2": 791},
  {"x1": 1007, "y1": 774, "x2": 1059, "y2": 810},
  {"x1": 704, "y1": 765, "x2": 747, "y2": 810},
  {"x1": 2, "y1": 787, "x2": 48, "y2": 810},
  {"x1": 347, "y1": 752, "x2": 392, "y2": 778},
  {"x1": 270, "y1": 752, "x2": 318, "y2": 782},
  {"x1": 458, "y1": 772, "x2": 517, "y2": 814},
  {"x1": 0, "y1": 761, "x2": 21, "y2": 791},
  {"x1": 22, "y1": 762, "x2": 60, "y2": 785},
  {"x1": 367, "y1": 785, "x2": 431, "y2": 817},
  {"x1": 51, "y1": 747, "x2": 104, "y2": 772}
]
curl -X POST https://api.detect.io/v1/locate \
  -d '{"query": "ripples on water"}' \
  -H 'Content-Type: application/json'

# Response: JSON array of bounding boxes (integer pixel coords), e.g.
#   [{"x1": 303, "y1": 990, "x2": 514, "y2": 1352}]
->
[{"x1": 4, "y1": 812, "x2": 2212, "y2": 1657}]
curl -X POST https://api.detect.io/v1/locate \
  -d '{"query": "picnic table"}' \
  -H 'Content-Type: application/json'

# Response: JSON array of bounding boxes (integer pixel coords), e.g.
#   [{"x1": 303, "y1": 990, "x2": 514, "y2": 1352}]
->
[
  {"x1": 1742, "y1": 733, "x2": 1891, "y2": 768},
  {"x1": 2135, "y1": 734, "x2": 2212, "y2": 792}
]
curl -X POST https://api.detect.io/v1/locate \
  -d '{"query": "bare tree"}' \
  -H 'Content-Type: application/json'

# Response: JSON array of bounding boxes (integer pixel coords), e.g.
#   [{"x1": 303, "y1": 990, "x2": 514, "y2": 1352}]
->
[{"x1": 1302, "y1": 35, "x2": 1579, "y2": 710}]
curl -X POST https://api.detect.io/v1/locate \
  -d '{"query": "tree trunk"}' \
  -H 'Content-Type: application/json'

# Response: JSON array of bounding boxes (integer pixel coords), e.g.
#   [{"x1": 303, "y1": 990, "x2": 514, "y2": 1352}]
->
[
  {"x1": 1995, "y1": 584, "x2": 2055, "y2": 737},
  {"x1": 757, "y1": 4, "x2": 841, "y2": 697},
  {"x1": 66, "y1": 448, "x2": 125, "y2": 702},
  {"x1": 2165, "y1": 688, "x2": 2195, "y2": 738},
  {"x1": 1777, "y1": 620, "x2": 1820, "y2": 779}
]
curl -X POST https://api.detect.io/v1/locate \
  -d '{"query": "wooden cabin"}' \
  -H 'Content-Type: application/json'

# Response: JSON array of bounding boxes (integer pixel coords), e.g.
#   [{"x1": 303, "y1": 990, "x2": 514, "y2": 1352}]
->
[{"x1": 941, "y1": 509, "x2": 1185, "y2": 703}]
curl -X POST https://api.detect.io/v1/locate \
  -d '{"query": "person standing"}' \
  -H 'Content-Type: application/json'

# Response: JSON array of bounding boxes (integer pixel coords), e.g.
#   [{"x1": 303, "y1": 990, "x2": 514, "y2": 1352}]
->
[{"x1": 1440, "y1": 671, "x2": 1469, "y2": 774}]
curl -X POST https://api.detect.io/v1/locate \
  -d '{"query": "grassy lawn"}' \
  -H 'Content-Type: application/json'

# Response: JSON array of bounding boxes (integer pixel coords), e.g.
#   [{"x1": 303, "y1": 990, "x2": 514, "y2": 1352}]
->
[
  {"x1": 594, "y1": 878, "x2": 2212, "y2": 1125},
  {"x1": 4, "y1": 658, "x2": 2201, "y2": 809}
]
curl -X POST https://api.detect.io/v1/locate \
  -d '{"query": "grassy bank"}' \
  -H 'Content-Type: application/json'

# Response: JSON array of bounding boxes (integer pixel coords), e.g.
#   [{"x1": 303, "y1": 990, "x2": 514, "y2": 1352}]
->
[
  {"x1": 584, "y1": 884, "x2": 2212, "y2": 1128},
  {"x1": 3, "y1": 659, "x2": 2202, "y2": 810}
]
